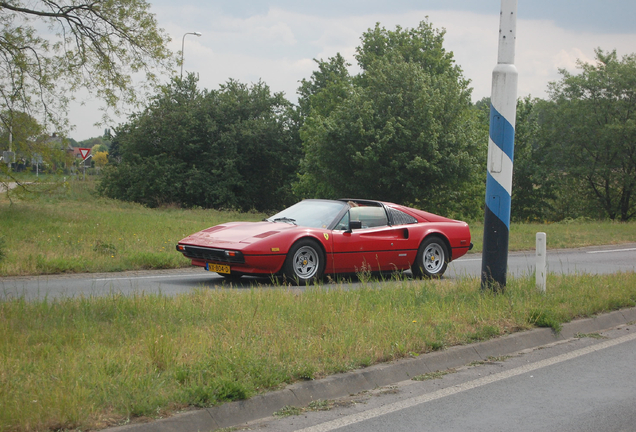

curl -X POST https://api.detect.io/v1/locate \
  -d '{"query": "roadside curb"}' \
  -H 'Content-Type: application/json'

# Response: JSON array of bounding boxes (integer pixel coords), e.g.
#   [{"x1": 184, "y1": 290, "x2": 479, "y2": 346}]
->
[{"x1": 108, "y1": 307, "x2": 636, "y2": 432}]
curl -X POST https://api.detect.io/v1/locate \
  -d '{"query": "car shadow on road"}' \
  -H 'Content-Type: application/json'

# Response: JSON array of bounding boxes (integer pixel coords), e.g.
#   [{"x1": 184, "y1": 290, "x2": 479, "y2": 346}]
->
[{"x1": 182, "y1": 270, "x2": 417, "y2": 291}]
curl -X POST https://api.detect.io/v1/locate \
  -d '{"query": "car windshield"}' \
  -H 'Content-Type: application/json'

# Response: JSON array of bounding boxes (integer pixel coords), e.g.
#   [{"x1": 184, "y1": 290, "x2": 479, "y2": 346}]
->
[{"x1": 267, "y1": 200, "x2": 347, "y2": 229}]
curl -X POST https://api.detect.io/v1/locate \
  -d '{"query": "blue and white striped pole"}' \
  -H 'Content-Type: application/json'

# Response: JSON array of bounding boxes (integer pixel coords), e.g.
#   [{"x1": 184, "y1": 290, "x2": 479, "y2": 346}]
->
[{"x1": 481, "y1": 0, "x2": 518, "y2": 291}]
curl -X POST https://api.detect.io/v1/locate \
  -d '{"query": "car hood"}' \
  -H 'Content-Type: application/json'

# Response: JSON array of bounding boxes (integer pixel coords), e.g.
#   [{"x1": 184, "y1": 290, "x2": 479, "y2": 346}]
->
[{"x1": 179, "y1": 221, "x2": 297, "y2": 248}]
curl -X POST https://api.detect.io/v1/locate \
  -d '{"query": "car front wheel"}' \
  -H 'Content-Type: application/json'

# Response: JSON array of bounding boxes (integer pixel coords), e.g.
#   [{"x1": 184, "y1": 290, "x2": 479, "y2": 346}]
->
[
  {"x1": 412, "y1": 237, "x2": 449, "y2": 278},
  {"x1": 283, "y1": 239, "x2": 325, "y2": 285}
]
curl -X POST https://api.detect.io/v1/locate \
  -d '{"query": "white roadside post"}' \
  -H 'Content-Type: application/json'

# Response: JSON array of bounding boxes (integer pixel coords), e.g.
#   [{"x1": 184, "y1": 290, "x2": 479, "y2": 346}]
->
[
  {"x1": 536, "y1": 232, "x2": 547, "y2": 292},
  {"x1": 7, "y1": 126, "x2": 13, "y2": 173}
]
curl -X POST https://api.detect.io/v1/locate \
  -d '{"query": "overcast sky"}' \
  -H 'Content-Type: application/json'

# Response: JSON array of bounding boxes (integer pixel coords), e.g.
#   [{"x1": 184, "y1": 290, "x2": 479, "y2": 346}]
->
[{"x1": 70, "y1": 0, "x2": 636, "y2": 140}]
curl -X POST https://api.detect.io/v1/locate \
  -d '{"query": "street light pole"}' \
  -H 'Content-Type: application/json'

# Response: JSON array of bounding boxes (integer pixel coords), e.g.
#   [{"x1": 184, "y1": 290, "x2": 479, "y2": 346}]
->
[{"x1": 181, "y1": 31, "x2": 202, "y2": 78}]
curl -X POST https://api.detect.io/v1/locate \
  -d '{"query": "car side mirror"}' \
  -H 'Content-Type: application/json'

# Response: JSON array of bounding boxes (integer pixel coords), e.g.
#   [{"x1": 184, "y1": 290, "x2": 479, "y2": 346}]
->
[{"x1": 345, "y1": 220, "x2": 362, "y2": 233}]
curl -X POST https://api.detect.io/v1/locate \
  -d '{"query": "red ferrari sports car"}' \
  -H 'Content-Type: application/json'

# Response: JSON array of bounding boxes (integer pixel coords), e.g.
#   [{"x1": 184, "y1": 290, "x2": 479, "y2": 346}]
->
[{"x1": 176, "y1": 199, "x2": 472, "y2": 284}]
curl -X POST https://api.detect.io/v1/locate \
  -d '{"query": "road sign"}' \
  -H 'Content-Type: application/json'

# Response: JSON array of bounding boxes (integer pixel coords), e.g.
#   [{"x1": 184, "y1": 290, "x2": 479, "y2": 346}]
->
[{"x1": 79, "y1": 148, "x2": 91, "y2": 160}]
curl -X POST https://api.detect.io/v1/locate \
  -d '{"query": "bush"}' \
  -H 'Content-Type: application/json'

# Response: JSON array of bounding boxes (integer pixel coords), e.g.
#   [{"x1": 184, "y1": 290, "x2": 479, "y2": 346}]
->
[{"x1": 99, "y1": 75, "x2": 301, "y2": 212}]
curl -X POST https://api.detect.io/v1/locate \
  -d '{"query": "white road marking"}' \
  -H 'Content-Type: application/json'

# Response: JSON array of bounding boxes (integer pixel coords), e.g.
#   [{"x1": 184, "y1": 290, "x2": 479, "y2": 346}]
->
[
  {"x1": 456, "y1": 247, "x2": 636, "y2": 261},
  {"x1": 587, "y1": 248, "x2": 636, "y2": 254},
  {"x1": 93, "y1": 273, "x2": 212, "y2": 282},
  {"x1": 296, "y1": 332, "x2": 636, "y2": 432}
]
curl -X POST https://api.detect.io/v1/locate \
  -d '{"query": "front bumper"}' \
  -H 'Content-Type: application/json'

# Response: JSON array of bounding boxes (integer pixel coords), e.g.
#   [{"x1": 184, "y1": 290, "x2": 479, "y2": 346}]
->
[
  {"x1": 176, "y1": 244, "x2": 245, "y2": 263},
  {"x1": 177, "y1": 244, "x2": 286, "y2": 275}
]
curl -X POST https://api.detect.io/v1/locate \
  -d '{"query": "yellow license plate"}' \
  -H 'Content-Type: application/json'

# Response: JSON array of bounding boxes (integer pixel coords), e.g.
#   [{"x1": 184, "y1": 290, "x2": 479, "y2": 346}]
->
[{"x1": 206, "y1": 263, "x2": 230, "y2": 274}]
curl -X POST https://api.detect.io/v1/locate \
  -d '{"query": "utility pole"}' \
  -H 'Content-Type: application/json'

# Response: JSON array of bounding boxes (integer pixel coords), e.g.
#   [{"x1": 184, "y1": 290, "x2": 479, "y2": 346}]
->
[
  {"x1": 8, "y1": 126, "x2": 12, "y2": 173},
  {"x1": 481, "y1": 0, "x2": 518, "y2": 291}
]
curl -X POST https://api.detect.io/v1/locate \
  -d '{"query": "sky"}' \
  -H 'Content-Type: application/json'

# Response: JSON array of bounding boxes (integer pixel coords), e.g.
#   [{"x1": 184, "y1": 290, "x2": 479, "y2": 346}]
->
[{"x1": 69, "y1": 0, "x2": 636, "y2": 140}]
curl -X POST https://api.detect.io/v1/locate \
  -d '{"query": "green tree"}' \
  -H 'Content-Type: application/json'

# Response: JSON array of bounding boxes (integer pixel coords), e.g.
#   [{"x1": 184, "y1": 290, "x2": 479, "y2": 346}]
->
[
  {"x1": 80, "y1": 135, "x2": 111, "y2": 151},
  {"x1": 1, "y1": 0, "x2": 171, "y2": 199},
  {"x1": 355, "y1": 21, "x2": 457, "y2": 78},
  {"x1": 0, "y1": 0, "x2": 172, "y2": 131},
  {"x1": 0, "y1": 111, "x2": 43, "y2": 154},
  {"x1": 297, "y1": 54, "x2": 352, "y2": 118},
  {"x1": 298, "y1": 21, "x2": 482, "y2": 218},
  {"x1": 0, "y1": 111, "x2": 45, "y2": 198},
  {"x1": 91, "y1": 143, "x2": 108, "y2": 154},
  {"x1": 543, "y1": 49, "x2": 636, "y2": 221},
  {"x1": 509, "y1": 97, "x2": 556, "y2": 221},
  {"x1": 99, "y1": 75, "x2": 301, "y2": 211},
  {"x1": 93, "y1": 151, "x2": 108, "y2": 170},
  {"x1": 294, "y1": 54, "x2": 354, "y2": 198}
]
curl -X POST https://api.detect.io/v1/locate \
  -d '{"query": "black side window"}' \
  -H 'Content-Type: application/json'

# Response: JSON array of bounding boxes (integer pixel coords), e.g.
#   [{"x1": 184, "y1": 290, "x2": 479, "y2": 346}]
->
[{"x1": 387, "y1": 208, "x2": 418, "y2": 225}]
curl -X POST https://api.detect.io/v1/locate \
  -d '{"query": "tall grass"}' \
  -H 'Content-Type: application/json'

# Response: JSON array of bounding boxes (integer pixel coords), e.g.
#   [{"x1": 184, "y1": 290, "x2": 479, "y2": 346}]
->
[
  {"x1": 1, "y1": 273, "x2": 635, "y2": 431},
  {"x1": 469, "y1": 219, "x2": 636, "y2": 252},
  {"x1": 0, "y1": 179, "x2": 265, "y2": 276},
  {"x1": 0, "y1": 177, "x2": 635, "y2": 277}
]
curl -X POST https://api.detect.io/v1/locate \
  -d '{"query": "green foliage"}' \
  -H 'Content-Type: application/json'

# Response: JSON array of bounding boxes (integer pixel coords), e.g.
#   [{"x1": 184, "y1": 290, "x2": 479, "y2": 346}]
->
[
  {"x1": 93, "y1": 240, "x2": 117, "y2": 256},
  {"x1": 509, "y1": 97, "x2": 557, "y2": 221},
  {"x1": 93, "y1": 151, "x2": 109, "y2": 169},
  {"x1": 124, "y1": 251, "x2": 176, "y2": 269},
  {"x1": 297, "y1": 53, "x2": 353, "y2": 118},
  {"x1": 354, "y1": 21, "x2": 456, "y2": 75},
  {"x1": 91, "y1": 144, "x2": 109, "y2": 154},
  {"x1": 0, "y1": 111, "x2": 43, "y2": 150},
  {"x1": 0, "y1": 0, "x2": 173, "y2": 134},
  {"x1": 527, "y1": 309, "x2": 563, "y2": 333},
  {"x1": 476, "y1": 49, "x2": 636, "y2": 223},
  {"x1": 182, "y1": 380, "x2": 249, "y2": 407},
  {"x1": 99, "y1": 75, "x2": 301, "y2": 211},
  {"x1": 80, "y1": 136, "x2": 112, "y2": 150},
  {"x1": 297, "y1": 20, "x2": 482, "y2": 218},
  {"x1": 0, "y1": 111, "x2": 61, "y2": 197},
  {"x1": 542, "y1": 49, "x2": 636, "y2": 221},
  {"x1": 1, "y1": 1, "x2": 170, "y2": 201}
]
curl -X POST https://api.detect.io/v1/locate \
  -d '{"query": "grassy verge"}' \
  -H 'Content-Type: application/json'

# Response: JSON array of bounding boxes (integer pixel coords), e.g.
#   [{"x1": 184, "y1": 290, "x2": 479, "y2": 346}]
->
[
  {"x1": 1, "y1": 177, "x2": 634, "y2": 277},
  {"x1": 471, "y1": 219, "x2": 636, "y2": 252},
  {"x1": 0, "y1": 179, "x2": 265, "y2": 276},
  {"x1": 1, "y1": 273, "x2": 635, "y2": 431}
]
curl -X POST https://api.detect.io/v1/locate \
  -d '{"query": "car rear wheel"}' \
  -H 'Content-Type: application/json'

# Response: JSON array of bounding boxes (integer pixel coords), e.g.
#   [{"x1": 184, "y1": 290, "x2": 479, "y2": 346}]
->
[
  {"x1": 412, "y1": 236, "x2": 449, "y2": 278},
  {"x1": 283, "y1": 239, "x2": 325, "y2": 285}
]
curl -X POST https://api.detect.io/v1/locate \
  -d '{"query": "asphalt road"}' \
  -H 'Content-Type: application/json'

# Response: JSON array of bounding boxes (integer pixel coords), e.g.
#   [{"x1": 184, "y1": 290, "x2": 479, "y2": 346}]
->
[
  {"x1": 1, "y1": 243, "x2": 635, "y2": 301},
  {"x1": 243, "y1": 325, "x2": 636, "y2": 432},
  {"x1": 447, "y1": 243, "x2": 636, "y2": 278}
]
